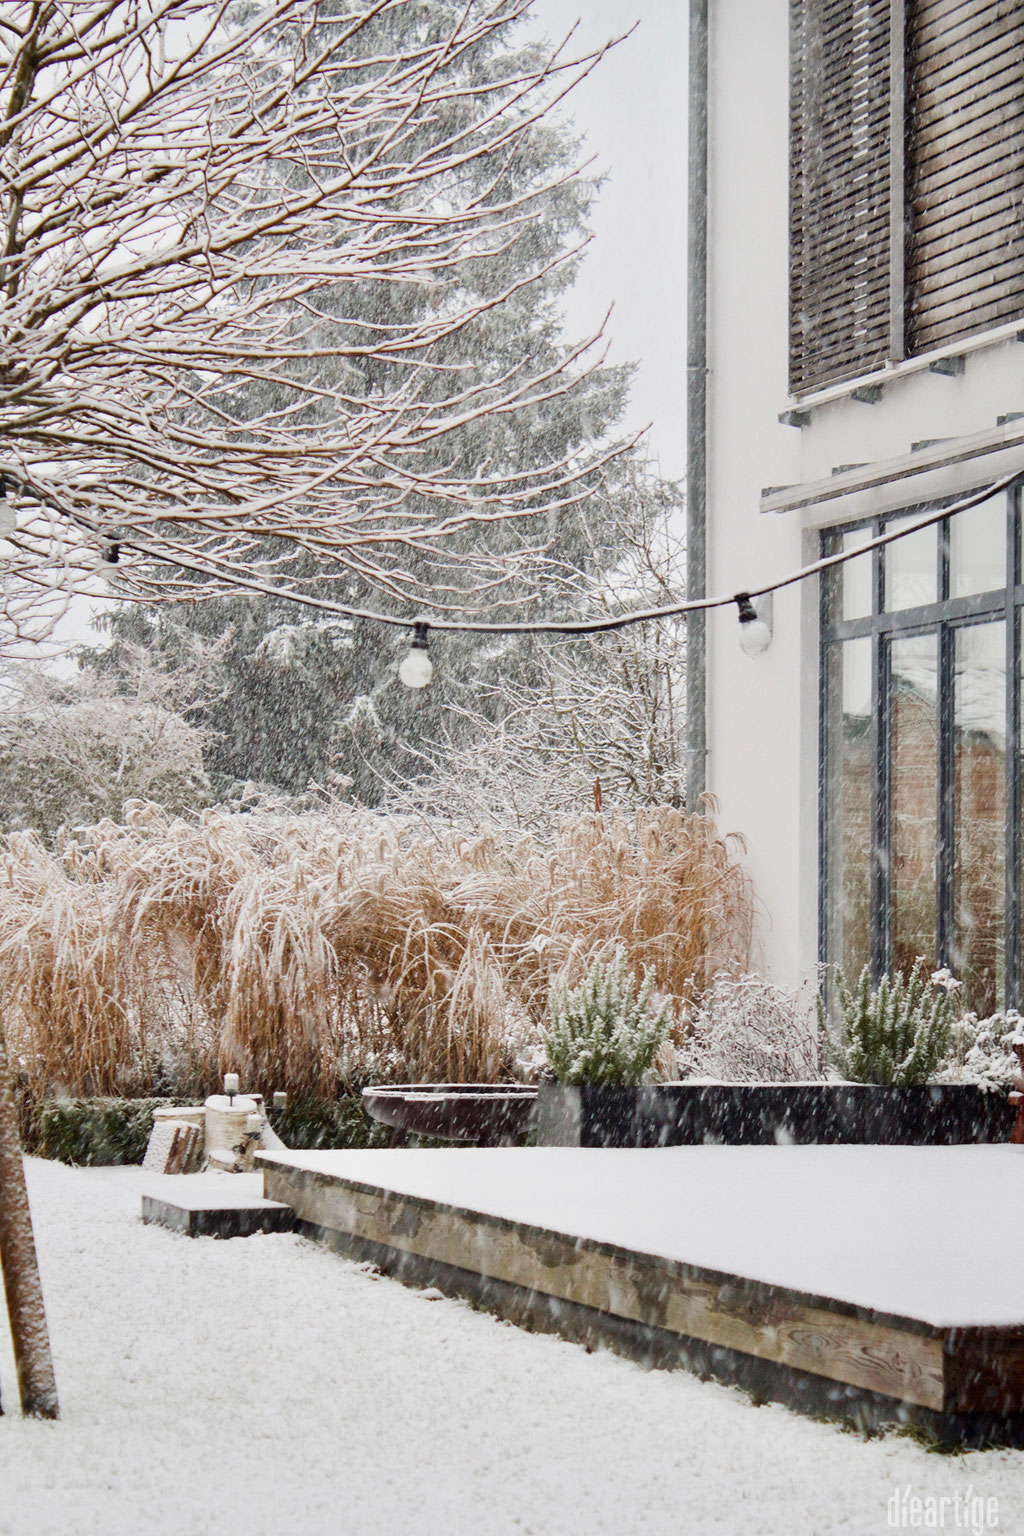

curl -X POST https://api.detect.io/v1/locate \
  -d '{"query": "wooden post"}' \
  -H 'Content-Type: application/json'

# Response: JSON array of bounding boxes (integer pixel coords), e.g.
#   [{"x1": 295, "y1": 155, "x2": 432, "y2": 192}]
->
[{"x1": 0, "y1": 1023, "x2": 58, "y2": 1419}]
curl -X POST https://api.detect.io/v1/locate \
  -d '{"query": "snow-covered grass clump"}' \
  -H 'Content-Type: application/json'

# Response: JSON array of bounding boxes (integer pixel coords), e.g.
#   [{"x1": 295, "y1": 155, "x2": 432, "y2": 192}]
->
[{"x1": 0, "y1": 803, "x2": 750, "y2": 1103}]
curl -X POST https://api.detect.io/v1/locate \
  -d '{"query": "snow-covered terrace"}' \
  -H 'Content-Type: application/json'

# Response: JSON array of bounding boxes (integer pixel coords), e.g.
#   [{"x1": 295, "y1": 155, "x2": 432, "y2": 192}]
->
[{"x1": 255, "y1": 1144, "x2": 1024, "y2": 1441}]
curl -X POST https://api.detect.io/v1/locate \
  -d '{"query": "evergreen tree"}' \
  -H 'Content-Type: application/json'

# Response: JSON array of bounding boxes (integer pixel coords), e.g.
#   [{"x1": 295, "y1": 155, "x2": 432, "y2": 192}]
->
[{"x1": 90, "y1": 0, "x2": 676, "y2": 802}]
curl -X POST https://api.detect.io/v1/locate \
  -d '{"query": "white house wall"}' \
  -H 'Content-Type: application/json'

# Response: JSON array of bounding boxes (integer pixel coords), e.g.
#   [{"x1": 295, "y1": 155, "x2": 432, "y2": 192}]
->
[{"x1": 705, "y1": 0, "x2": 1024, "y2": 988}]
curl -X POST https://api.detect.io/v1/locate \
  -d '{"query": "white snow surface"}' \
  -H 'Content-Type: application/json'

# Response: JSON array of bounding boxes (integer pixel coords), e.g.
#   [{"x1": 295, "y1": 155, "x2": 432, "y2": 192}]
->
[
  {"x1": 263, "y1": 1144, "x2": 1024, "y2": 1327},
  {"x1": 2, "y1": 1157, "x2": 1024, "y2": 1536},
  {"x1": 143, "y1": 1172, "x2": 285, "y2": 1211}
]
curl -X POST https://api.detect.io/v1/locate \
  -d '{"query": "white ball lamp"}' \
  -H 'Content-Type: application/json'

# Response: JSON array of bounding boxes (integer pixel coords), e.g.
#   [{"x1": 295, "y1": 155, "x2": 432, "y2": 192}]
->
[
  {"x1": 399, "y1": 621, "x2": 433, "y2": 689},
  {"x1": 735, "y1": 592, "x2": 772, "y2": 657}
]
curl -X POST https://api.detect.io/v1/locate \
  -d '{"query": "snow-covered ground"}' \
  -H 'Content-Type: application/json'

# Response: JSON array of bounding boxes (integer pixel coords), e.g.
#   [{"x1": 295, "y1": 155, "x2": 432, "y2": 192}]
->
[{"x1": 2, "y1": 1158, "x2": 1024, "y2": 1536}]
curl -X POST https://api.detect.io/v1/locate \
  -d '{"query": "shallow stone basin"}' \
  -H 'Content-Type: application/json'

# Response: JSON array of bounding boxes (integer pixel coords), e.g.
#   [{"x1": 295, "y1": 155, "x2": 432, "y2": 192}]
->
[{"x1": 362, "y1": 1083, "x2": 537, "y2": 1144}]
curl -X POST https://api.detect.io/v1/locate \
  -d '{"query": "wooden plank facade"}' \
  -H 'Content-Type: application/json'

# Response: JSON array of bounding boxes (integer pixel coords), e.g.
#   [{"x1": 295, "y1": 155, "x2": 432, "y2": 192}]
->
[{"x1": 790, "y1": 0, "x2": 1024, "y2": 392}]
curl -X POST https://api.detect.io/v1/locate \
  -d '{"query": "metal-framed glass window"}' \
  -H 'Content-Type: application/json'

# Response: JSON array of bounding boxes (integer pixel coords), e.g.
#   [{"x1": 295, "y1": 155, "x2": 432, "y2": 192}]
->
[{"x1": 820, "y1": 486, "x2": 1022, "y2": 1012}]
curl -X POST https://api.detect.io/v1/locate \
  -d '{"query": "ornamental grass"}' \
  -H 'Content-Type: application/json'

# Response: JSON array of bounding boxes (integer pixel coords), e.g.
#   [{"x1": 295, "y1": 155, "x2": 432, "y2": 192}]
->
[{"x1": 0, "y1": 800, "x2": 751, "y2": 1101}]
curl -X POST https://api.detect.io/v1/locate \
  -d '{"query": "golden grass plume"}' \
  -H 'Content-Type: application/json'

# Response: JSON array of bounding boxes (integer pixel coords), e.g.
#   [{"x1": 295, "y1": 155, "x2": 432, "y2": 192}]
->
[{"x1": 0, "y1": 800, "x2": 751, "y2": 1100}]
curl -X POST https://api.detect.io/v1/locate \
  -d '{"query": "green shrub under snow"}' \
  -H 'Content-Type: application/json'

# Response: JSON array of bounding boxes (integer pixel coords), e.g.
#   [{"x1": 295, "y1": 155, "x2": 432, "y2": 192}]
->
[
  {"x1": 266, "y1": 1095, "x2": 393, "y2": 1151},
  {"x1": 819, "y1": 961, "x2": 952, "y2": 1086},
  {"x1": 543, "y1": 949, "x2": 671, "y2": 1087},
  {"x1": 33, "y1": 1098, "x2": 180, "y2": 1165}
]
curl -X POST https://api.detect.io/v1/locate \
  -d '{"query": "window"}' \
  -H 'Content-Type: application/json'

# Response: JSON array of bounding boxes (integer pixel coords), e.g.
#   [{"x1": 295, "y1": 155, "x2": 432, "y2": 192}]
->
[
  {"x1": 820, "y1": 489, "x2": 1020, "y2": 1011},
  {"x1": 790, "y1": 0, "x2": 1024, "y2": 392}
]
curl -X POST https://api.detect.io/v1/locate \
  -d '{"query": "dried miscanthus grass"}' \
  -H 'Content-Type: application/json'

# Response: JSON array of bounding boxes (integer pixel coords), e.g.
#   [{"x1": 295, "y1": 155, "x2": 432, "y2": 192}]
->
[{"x1": 0, "y1": 800, "x2": 751, "y2": 1100}]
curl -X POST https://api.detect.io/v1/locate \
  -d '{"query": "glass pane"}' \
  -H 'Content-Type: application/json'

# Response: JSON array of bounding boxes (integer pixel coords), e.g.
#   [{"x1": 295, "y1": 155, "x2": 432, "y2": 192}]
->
[
  {"x1": 826, "y1": 637, "x2": 872, "y2": 979},
  {"x1": 953, "y1": 621, "x2": 1006, "y2": 1015},
  {"x1": 886, "y1": 522, "x2": 936, "y2": 611},
  {"x1": 842, "y1": 526, "x2": 874, "y2": 620},
  {"x1": 890, "y1": 633, "x2": 938, "y2": 977},
  {"x1": 950, "y1": 495, "x2": 1006, "y2": 600}
]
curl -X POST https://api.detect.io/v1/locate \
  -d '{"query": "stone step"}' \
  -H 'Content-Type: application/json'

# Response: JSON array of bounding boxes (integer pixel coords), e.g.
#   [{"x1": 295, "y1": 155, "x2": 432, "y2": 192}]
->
[{"x1": 141, "y1": 1175, "x2": 297, "y2": 1239}]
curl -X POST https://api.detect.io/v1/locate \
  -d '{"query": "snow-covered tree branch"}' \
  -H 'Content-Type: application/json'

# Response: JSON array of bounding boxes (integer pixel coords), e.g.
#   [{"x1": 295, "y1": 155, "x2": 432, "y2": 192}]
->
[
  {"x1": 0, "y1": 0, "x2": 627, "y2": 638},
  {"x1": 377, "y1": 476, "x2": 687, "y2": 828}
]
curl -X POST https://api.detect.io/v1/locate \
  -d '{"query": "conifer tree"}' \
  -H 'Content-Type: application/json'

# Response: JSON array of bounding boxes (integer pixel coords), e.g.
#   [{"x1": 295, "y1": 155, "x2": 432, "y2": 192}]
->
[{"x1": 92, "y1": 0, "x2": 672, "y2": 801}]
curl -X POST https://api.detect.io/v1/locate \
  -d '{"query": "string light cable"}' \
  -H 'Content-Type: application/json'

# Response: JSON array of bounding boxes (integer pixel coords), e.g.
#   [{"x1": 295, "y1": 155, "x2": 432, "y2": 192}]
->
[{"x1": 1, "y1": 464, "x2": 1023, "y2": 676}]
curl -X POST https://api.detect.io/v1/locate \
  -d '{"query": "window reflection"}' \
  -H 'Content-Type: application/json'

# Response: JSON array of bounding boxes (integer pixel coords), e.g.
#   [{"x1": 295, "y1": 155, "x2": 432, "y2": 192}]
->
[
  {"x1": 886, "y1": 523, "x2": 936, "y2": 610},
  {"x1": 953, "y1": 622, "x2": 1006, "y2": 1014},
  {"x1": 842, "y1": 526, "x2": 874, "y2": 620},
  {"x1": 827, "y1": 638, "x2": 872, "y2": 977},
  {"x1": 950, "y1": 497, "x2": 1005, "y2": 600},
  {"x1": 890, "y1": 634, "x2": 938, "y2": 976}
]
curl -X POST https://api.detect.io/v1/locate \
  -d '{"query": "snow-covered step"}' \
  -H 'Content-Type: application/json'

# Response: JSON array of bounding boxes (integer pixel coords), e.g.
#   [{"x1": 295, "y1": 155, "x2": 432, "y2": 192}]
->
[{"x1": 141, "y1": 1172, "x2": 296, "y2": 1239}]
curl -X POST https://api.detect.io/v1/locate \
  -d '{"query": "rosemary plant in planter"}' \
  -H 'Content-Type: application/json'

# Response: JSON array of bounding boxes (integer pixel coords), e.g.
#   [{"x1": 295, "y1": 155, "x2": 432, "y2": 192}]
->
[
  {"x1": 535, "y1": 950, "x2": 672, "y2": 1145},
  {"x1": 544, "y1": 949, "x2": 671, "y2": 1086},
  {"x1": 807, "y1": 959, "x2": 1012, "y2": 1144},
  {"x1": 819, "y1": 960, "x2": 952, "y2": 1086}
]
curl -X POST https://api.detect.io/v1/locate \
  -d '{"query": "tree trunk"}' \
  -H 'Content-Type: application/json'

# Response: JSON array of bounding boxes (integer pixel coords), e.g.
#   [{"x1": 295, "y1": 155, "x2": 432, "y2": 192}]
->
[{"x1": 0, "y1": 1026, "x2": 58, "y2": 1419}]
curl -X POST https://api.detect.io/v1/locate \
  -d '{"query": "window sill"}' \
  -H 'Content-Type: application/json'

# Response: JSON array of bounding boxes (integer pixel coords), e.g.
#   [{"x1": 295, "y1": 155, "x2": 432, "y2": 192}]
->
[{"x1": 780, "y1": 320, "x2": 1024, "y2": 425}]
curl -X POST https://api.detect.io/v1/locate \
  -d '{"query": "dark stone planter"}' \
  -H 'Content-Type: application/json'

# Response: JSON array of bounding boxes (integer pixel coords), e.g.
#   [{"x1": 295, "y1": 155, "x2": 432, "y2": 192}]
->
[{"x1": 532, "y1": 1081, "x2": 1015, "y2": 1148}]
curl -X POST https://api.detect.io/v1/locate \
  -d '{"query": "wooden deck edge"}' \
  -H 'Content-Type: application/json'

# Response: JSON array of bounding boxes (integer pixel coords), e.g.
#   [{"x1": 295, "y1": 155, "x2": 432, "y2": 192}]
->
[
  {"x1": 262, "y1": 1161, "x2": 956, "y2": 1411},
  {"x1": 300, "y1": 1219, "x2": 1024, "y2": 1447},
  {"x1": 943, "y1": 1327, "x2": 1024, "y2": 1415}
]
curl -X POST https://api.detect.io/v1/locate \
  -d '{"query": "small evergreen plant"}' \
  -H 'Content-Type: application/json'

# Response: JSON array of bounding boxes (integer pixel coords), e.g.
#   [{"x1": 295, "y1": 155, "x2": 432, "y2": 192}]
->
[
  {"x1": 543, "y1": 949, "x2": 671, "y2": 1087},
  {"x1": 819, "y1": 960, "x2": 952, "y2": 1086}
]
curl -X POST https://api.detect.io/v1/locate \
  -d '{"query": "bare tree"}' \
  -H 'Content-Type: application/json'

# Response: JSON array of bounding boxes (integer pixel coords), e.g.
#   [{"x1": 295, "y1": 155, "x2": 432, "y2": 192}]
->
[
  {"x1": 378, "y1": 476, "x2": 687, "y2": 829},
  {"x1": 0, "y1": 1020, "x2": 58, "y2": 1417},
  {"x1": 0, "y1": 1, "x2": 625, "y2": 644}
]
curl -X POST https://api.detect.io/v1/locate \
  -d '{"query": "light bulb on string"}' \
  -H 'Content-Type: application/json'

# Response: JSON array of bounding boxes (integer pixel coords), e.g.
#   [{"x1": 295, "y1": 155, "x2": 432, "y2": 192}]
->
[
  {"x1": 735, "y1": 593, "x2": 772, "y2": 657},
  {"x1": 76, "y1": 540, "x2": 124, "y2": 592},
  {"x1": 399, "y1": 621, "x2": 432, "y2": 688},
  {"x1": 99, "y1": 542, "x2": 122, "y2": 586}
]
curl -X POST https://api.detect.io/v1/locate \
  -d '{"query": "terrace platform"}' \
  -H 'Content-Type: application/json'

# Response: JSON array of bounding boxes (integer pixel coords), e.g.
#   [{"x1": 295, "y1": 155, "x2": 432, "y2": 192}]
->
[{"x1": 258, "y1": 1144, "x2": 1024, "y2": 1443}]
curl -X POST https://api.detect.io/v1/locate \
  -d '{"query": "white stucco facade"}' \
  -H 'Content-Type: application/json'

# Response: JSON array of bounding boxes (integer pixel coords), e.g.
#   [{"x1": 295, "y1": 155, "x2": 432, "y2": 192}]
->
[{"x1": 704, "y1": 0, "x2": 1024, "y2": 988}]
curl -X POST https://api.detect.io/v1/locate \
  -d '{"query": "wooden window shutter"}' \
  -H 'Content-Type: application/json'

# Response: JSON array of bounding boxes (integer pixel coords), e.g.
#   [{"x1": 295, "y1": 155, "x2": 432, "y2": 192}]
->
[
  {"x1": 790, "y1": 0, "x2": 893, "y2": 392},
  {"x1": 907, "y1": 0, "x2": 1024, "y2": 353}
]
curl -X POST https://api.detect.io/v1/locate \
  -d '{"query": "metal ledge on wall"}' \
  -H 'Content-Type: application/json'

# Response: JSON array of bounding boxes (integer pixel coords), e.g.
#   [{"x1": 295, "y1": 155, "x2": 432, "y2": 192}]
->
[
  {"x1": 778, "y1": 318, "x2": 1024, "y2": 420},
  {"x1": 928, "y1": 356, "x2": 964, "y2": 377},
  {"x1": 759, "y1": 419, "x2": 1024, "y2": 516}
]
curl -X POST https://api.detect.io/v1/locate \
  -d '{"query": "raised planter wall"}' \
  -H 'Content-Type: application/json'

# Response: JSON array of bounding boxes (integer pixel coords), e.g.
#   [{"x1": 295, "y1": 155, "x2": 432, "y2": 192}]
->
[{"x1": 533, "y1": 1083, "x2": 1014, "y2": 1148}]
